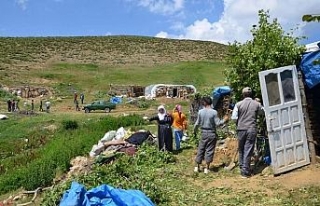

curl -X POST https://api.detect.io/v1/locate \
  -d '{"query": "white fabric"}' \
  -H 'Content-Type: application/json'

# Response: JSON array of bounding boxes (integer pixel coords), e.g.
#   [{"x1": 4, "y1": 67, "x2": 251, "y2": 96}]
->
[
  {"x1": 0, "y1": 114, "x2": 8, "y2": 120},
  {"x1": 89, "y1": 141, "x2": 105, "y2": 157},
  {"x1": 100, "y1": 131, "x2": 116, "y2": 143},
  {"x1": 114, "y1": 127, "x2": 126, "y2": 140},
  {"x1": 157, "y1": 105, "x2": 166, "y2": 121},
  {"x1": 306, "y1": 41, "x2": 320, "y2": 52}
]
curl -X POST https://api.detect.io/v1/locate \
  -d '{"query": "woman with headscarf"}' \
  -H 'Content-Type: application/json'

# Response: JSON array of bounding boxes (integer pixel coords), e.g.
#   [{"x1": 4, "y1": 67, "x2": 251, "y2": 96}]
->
[
  {"x1": 149, "y1": 105, "x2": 173, "y2": 152},
  {"x1": 171, "y1": 104, "x2": 187, "y2": 150}
]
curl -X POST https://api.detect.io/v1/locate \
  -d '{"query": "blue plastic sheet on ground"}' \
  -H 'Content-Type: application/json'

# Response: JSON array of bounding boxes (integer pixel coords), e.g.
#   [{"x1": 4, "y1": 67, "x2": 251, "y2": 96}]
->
[
  {"x1": 300, "y1": 50, "x2": 320, "y2": 89},
  {"x1": 60, "y1": 182, "x2": 155, "y2": 206},
  {"x1": 110, "y1": 97, "x2": 122, "y2": 104}
]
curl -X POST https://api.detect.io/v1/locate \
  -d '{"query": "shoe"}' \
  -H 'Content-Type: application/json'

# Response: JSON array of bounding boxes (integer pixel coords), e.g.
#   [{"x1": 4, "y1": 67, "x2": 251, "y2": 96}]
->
[
  {"x1": 194, "y1": 167, "x2": 199, "y2": 173},
  {"x1": 204, "y1": 168, "x2": 209, "y2": 174},
  {"x1": 240, "y1": 172, "x2": 251, "y2": 178}
]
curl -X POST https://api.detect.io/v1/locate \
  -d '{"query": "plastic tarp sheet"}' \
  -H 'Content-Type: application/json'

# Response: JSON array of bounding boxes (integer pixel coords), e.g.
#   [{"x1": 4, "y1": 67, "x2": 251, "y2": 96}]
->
[
  {"x1": 212, "y1": 86, "x2": 231, "y2": 108},
  {"x1": 60, "y1": 182, "x2": 155, "y2": 206},
  {"x1": 110, "y1": 97, "x2": 122, "y2": 104},
  {"x1": 300, "y1": 50, "x2": 320, "y2": 89},
  {"x1": 212, "y1": 86, "x2": 231, "y2": 99}
]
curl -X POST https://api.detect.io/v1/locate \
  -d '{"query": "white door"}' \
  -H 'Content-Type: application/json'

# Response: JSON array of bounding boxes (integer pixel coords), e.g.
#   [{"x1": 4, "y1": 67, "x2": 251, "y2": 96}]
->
[{"x1": 259, "y1": 65, "x2": 310, "y2": 175}]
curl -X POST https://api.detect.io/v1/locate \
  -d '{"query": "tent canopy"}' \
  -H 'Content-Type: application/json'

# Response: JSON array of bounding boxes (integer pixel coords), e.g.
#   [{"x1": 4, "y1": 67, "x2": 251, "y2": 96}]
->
[{"x1": 300, "y1": 49, "x2": 320, "y2": 89}]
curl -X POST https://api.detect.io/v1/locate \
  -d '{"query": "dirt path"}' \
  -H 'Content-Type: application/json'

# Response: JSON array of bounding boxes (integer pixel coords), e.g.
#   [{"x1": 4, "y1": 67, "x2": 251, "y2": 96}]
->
[{"x1": 190, "y1": 164, "x2": 320, "y2": 195}]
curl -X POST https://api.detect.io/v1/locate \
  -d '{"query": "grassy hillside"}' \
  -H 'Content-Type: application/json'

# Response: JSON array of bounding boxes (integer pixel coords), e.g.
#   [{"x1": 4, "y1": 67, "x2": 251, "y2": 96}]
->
[
  {"x1": 0, "y1": 35, "x2": 226, "y2": 69},
  {"x1": 0, "y1": 36, "x2": 228, "y2": 101}
]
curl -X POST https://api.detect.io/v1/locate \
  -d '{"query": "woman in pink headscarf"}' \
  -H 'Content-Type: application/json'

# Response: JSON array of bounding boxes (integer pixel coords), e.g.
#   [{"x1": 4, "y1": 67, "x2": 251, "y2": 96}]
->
[{"x1": 171, "y1": 104, "x2": 187, "y2": 150}]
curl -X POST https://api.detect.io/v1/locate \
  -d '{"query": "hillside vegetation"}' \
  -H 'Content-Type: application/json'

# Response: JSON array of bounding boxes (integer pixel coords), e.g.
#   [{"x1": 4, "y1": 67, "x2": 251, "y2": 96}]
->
[
  {"x1": 0, "y1": 35, "x2": 226, "y2": 70},
  {"x1": 0, "y1": 36, "x2": 227, "y2": 99}
]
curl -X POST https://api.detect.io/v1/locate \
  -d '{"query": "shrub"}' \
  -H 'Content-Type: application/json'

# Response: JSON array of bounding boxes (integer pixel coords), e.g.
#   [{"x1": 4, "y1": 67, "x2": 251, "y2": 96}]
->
[
  {"x1": 225, "y1": 10, "x2": 304, "y2": 100},
  {"x1": 62, "y1": 120, "x2": 79, "y2": 130},
  {"x1": 137, "y1": 98, "x2": 152, "y2": 109}
]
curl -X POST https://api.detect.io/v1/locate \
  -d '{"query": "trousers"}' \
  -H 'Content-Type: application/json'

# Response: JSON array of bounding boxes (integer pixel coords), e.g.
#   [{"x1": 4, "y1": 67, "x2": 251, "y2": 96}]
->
[
  {"x1": 174, "y1": 129, "x2": 183, "y2": 150},
  {"x1": 237, "y1": 129, "x2": 257, "y2": 175},
  {"x1": 195, "y1": 130, "x2": 217, "y2": 164}
]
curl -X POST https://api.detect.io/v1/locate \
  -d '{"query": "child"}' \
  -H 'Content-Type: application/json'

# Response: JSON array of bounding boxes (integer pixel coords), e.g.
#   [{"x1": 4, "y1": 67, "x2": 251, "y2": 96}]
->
[{"x1": 193, "y1": 97, "x2": 229, "y2": 174}]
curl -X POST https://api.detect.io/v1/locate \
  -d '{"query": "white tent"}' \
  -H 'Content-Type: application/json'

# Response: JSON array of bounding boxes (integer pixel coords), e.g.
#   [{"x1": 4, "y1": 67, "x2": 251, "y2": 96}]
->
[{"x1": 145, "y1": 84, "x2": 196, "y2": 98}]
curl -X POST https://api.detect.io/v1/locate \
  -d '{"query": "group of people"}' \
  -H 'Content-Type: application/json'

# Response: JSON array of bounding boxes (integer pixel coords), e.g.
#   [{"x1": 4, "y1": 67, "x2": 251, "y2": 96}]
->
[
  {"x1": 151, "y1": 87, "x2": 264, "y2": 178},
  {"x1": 7, "y1": 98, "x2": 51, "y2": 113},
  {"x1": 6, "y1": 99, "x2": 19, "y2": 112},
  {"x1": 74, "y1": 92, "x2": 85, "y2": 111},
  {"x1": 149, "y1": 104, "x2": 188, "y2": 152}
]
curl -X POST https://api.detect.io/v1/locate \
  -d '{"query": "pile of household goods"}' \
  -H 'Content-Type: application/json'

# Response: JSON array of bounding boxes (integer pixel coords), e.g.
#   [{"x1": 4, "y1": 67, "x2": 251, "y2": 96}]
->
[
  {"x1": 89, "y1": 127, "x2": 156, "y2": 158},
  {"x1": 65, "y1": 127, "x2": 156, "y2": 179}
]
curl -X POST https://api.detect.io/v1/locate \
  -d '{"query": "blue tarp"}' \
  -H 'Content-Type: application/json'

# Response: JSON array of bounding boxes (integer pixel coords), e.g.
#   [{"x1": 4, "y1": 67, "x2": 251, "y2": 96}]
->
[
  {"x1": 60, "y1": 182, "x2": 155, "y2": 206},
  {"x1": 212, "y1": 86, "x2": 231, "y2": 99},
  {"x1": 110, "y1": 97, "x2": 122, "y2": 104},
  {"x1": 300, "y1": 50, "x2": 320, "y2": 89},
  {"x1": 212, "y1": 86, "x2": 232, "y2": 108}
]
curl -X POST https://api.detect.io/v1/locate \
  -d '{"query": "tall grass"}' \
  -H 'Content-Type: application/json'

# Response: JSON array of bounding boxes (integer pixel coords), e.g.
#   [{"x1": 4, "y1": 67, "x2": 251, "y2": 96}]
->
[{"x1": 0, "y1": 114, "x2": 145, "y2": 194}]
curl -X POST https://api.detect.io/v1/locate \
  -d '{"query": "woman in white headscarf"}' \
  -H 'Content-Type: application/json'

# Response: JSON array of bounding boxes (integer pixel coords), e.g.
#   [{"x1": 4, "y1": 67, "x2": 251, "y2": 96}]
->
[{"x1": 149, "y1": 105, "x2": 173, "y2": 152}]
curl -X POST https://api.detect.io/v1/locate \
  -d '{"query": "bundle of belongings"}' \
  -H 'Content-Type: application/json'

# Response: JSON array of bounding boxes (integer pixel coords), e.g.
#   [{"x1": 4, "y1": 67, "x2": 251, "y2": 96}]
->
[
  {"x1": 0, "y1": 114, "x2": 8, "y2": 120},
  {"x1": 89, "y1": 127, "x2": 156, "y2": 161},
  {"x1": 60, "y1": 181, "x2": 155, "y2": 206}
]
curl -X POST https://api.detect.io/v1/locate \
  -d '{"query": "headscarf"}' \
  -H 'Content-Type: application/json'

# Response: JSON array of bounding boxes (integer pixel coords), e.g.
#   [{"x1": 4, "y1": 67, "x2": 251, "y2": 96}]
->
[
  {"x1": 175, "y1": 104, "x2": 182, "y2": 118},
  {"x1": 175, "y1": 104, "x2": 182, "y2": 112},
  {"x1": 157, "y1": 105, "x2": 166, "y2": 121}
]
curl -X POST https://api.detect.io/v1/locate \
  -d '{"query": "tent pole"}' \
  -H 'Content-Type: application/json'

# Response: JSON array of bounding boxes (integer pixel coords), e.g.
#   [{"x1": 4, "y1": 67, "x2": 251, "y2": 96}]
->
[{"x1": 298, "y1": 70, "x2": 317, "y2": 164}]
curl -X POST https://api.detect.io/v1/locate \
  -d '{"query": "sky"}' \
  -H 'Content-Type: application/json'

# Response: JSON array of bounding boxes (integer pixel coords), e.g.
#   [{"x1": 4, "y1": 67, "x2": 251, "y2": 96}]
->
[{"x1": 0, "y1": 0, "x2": 319, "y2": 45}]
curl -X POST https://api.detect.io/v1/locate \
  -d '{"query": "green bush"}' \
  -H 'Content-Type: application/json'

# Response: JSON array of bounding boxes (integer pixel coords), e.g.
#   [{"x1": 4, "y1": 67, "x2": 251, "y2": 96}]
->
[
  {"x1": 225, "y1": 10, "x2": 304, "y2": 100},
  {"x1": 137, "y1": 98, "x2": 152, "y2": 109},
  {"x1": 0, "y1": 89, "x2": 13, "y2": 101},
  {"x1": 62, "y1": 120, "x2": 79, "y2": 130},
  {"x1": 41, "y1": 144, "x2": 176, "y2": 205}
]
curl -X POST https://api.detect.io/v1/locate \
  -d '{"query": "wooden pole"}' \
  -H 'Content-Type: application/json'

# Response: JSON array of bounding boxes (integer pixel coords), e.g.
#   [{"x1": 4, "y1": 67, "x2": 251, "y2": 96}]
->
[{"x1": 298, "y1": 70, "x2": 317, "y2": 164}]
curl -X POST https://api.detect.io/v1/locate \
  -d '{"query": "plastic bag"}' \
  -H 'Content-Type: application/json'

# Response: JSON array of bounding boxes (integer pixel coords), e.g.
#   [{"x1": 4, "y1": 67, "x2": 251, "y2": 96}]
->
[
  {"x1": 182, "y1": 133, "x2": 189, "y2": 141},
  {"x1": 89, "y1": 142, "x2": 105, "y2": 157},
  {"x1": 100, "y1": 131, "x2": 116, "y2": 143},
  {"x1": 114, "y1": 127, "x2": 126, "y2": 140}
]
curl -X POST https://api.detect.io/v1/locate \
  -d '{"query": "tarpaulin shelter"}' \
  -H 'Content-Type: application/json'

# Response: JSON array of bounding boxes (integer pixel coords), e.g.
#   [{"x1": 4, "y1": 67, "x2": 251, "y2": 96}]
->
[
  {"x1": 299, "y1": 41, "x2": 320, "y2": 156},
  {"x1": 300, "y1": 48, "x2": 320, "y2": 89}
]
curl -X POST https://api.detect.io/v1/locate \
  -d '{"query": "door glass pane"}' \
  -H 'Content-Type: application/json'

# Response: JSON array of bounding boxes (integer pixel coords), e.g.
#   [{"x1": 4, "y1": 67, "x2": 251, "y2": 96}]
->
[
  {"x1": 280, "y1": 70, "x2": 296, "y2": 102},
  {"x1": 265, "y1": 73, "x2": 281, "y2": 106}
]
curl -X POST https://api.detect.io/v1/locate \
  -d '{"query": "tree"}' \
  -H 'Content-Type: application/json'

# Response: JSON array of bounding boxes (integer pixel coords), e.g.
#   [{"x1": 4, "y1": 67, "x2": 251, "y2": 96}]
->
[
  {"x1": 225, "y1": 10, "x2": 305, "y2": 100},
  {"x1": 302, "y1": 14, "x2": 320, "y2": 65},
  {"x1": 302, "y1": 14, "x2": 320, "y2": 22}
]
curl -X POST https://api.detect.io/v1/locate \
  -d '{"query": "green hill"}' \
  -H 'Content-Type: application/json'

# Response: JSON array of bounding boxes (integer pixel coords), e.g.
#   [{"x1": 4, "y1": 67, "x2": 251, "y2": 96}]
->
[
  {"x1": 0, "y1": 35, "x2": 226, "y2": 68},
  {"x1": 0, "y1": 36, "x2": 228, "y2": 98}
]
